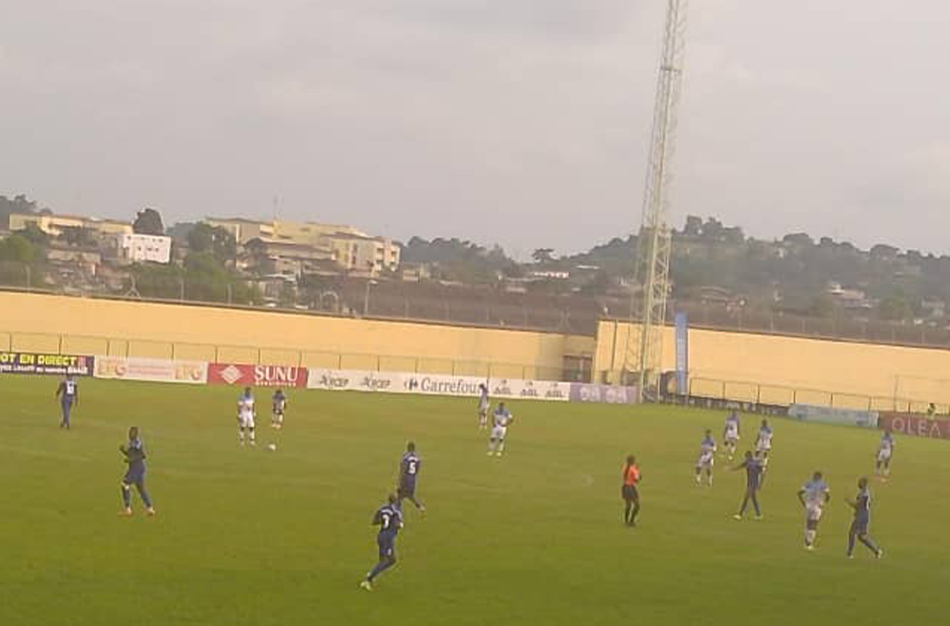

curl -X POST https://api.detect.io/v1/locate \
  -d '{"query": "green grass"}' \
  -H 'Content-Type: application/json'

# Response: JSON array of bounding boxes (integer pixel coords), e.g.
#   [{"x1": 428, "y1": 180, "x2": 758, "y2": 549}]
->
[{"x1": 1, "y1": 376, "x2": 948, "y2": 626}]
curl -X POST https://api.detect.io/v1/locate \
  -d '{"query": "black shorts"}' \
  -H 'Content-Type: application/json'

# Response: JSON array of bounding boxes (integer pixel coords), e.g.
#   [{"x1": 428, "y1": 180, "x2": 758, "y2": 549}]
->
[
  {"x1": 398, "y1": 483, "x2": 416, "y2": 499},
  {"x1": 622, "y1": 485, "x2": 639, "y2": 501}
]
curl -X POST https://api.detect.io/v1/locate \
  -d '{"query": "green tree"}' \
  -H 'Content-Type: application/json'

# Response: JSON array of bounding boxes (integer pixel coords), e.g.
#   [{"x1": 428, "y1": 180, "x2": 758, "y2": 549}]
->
[
  {"x1": 0, "y1": 194, "x2": 38, "y2": 229},
  {"x1": 0, "y1": 235, "x2": 36, "y2": 263},
  {"x1": 878, "y1": 296, "x2": 912, "y2": 321},
  {"x1": 133, "y1": 208, "x2": 165, "y2": 235},
  {"x1": 187, "y1": 223, "x2": 236, "y2": 264}
]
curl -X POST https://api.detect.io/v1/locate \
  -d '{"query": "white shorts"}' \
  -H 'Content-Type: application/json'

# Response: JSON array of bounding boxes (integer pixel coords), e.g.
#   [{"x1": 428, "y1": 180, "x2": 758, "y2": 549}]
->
[
  {"x1": 490, "y1": 425, "x2": 507, "y2": 440},
  {"x1": 877, "y1": 450, "x2": 892, "y2": 463},
  {"x1": 239, "y1": 413, "x2": 255, "y2": 428},
  {"x1": 756, "y1": 443, "x2": 771, "y2": 453},
  {"x1": 697, "y1": 453, "x2": 714, "y2": 469},
  {"x1": 725, "y1": 432, "x2": 739, "y2": 444},
  {"x1": 479, "y1": 407, "x2": 489, "y2": 418},
  {"x1": 806, "y1": 503, "x2": 823, "y2": 522}
]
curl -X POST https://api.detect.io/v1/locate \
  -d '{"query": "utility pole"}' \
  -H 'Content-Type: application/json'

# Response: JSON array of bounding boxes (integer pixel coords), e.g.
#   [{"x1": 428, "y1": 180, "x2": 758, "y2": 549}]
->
[{"x1": 627, "y1": 0, "x2": 689, "y2": 402}]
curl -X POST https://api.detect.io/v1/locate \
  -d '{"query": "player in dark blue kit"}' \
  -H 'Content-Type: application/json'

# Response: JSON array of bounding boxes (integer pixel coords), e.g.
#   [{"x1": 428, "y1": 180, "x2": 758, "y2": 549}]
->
[
  {"x1": 397, "y1": 441, "x2": 426, "y2": 513},
  {"x1": 55, "y1": 374, "x2": 79, "y2": 429},
  {"x1": 360, "y1": 494, "x2": 404, "y2": 591},
  {"x1": 732, "y1": 451, "x2": 764, "y2": 520},
  {"x1": 846, "y1": 477, "x2": 883, "y2": 559},
  {"x1": 119, "y1": 427, "x2": 156, "y2": 517}
]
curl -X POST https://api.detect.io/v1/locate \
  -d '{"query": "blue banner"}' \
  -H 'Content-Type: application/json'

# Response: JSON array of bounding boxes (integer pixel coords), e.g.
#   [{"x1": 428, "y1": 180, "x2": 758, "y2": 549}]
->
[{"x1": 674, "y1": 312, "x2": 689, "y2": 393}]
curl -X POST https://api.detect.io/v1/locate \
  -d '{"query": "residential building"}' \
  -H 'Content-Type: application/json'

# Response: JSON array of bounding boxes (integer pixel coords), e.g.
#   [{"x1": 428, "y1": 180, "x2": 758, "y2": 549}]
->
[
  {"x1": 9, "y1": 213, "x2": 133, "y2": 237},
  {"x1": 207, "y1": 217, "x2": 400, "y2": 276},
  {"x1": 242, "y1": 239, "x2": 336, "y2": 277},
  {"x1": 324, "y1": 232, "x2": 400, "y2": 275},
  {"x1": 117, "y1": 233, "x2": 172, "y2": 264}
]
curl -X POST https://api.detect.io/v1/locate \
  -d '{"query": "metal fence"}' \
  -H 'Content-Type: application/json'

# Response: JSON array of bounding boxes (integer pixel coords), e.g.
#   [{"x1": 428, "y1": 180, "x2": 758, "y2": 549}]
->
[
  {"x1": 687, "y1": 376, "x2": 949, "y2": 415},
  {"x1": 0, "y1": 330, "x2": 573, "y2": 382}
]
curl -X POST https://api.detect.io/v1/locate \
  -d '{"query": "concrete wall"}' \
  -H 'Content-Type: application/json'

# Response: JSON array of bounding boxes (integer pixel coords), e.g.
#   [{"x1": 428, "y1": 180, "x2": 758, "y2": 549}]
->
[
  {"x1": 594, "y1": 320, "x2": 950, "y2": 409},
  {"x1": 0, "y1": 292, "x2": 592, "y2": 380}
]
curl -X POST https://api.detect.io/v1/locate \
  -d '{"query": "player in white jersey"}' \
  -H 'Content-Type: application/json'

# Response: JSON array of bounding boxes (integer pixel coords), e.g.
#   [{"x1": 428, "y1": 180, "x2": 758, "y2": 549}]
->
[
  {"x1": 695, "y1": 429, "x2": 717, "y2": 486},
  {"x1": 875, "y1": 430, "x2": 895, "y2": 480},
  {"x1": 487, "y1": 402, "x2": 514, "y2": 457},
  {"x1": 797, "y1": 471, "x2": 831, "y2": 550},
  {"x1": 722, "y1": 411, "x2": 740, "y2": 460},
  {"x1": 237, "y1": 387, "x2": 256, "y2": 446},
  {"x1": 271, "y1": 389, "x2": 288, "y2": 429},
  {"x1": 477, "y1": 383, "x2": 490, "y2": 430},
  {"x1": 755, "y1": 419, "x2": 773, "y2": 479}
]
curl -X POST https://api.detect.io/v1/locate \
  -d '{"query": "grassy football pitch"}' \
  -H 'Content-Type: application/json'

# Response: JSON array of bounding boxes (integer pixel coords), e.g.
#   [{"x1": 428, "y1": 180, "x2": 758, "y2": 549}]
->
[{"x1": 1, "y1": 376, "x2": 948, "y2": 626}]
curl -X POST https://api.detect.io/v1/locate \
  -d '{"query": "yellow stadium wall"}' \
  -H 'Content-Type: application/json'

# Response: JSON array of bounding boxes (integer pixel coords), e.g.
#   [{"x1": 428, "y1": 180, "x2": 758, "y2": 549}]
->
[
  {"x1": 594, "y1": 320, "x2": 950, "y2": 409},
  {"x1": 0, "y1": 292, "x2": 593, "y2": 379}
]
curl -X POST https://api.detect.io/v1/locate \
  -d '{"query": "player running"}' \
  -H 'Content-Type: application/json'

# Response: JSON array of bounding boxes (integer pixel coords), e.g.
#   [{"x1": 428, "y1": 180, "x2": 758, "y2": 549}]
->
[
  {"x1": 119, "y1": 427, "x2": 155, "y2": 517},
  {"x1": 797, "y1": 471, "x2": 831, "y2": 550},
  {"x1": 360, "y1": 494, "x2": 404, "y2": 591},
  {"x1": 55, "y1": 374, "x2": 79, "y2": 429},
  {"x1": 875, "y1": 430, "x2": 895, "y2": 480},
  {"x1": 237, "y1": 387, "x2": 256, "y2": 446},
  {"x1": 723, "y1": 411, "x2": 740, "y2": 460},
  {"x1": 271, "y1": 388, "x2": 288, "y2": 429},
  {"x1": 755, "y1": 419, "x2": 774, "y2": 479},
  {"x1": 846, "y1": 477, "x2": 883, "y2": 559},
  {"x1": 733, "y1": 451, "x2": 764, "y2": 520},
  {"x1": 621, "y1": 455, "x2": 641, "y2": 527},
  {"x1": 487, "y1": 402, "x2": 514, "y2": 457},
  {"x1": 477, "y1": 383, "x2": 490, "y2": 430},
  {"x1": 695, "y1": 429, "x2": 717, "y2": 486},
  {"x1": 397, "y1": 442, "x2": 425, "y2": 513}
]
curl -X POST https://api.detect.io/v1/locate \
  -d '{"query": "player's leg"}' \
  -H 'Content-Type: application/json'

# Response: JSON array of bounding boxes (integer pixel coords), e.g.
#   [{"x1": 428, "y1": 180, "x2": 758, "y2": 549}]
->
[
  {"x1": 366, "y1": 539, "x2": 397, "y2": 584},
  {"x1": 751, "y1": 488, "x2": 762, "y2": 518},
  {"x1": 805, "y1": 519, "x2": 818, "y2": 549},
  {"x1": 120, "y1": 480, "x2": 133, "y2": 515},
  {"x1": 487, "y1": 436, "x2": 496, "y2": 454},
  {"x1": 847, "y1": 525, "x2": 857, "y2": 557},
  {"x1": 623, "y1": 497, "x2": 632, "y2": 524},
  {"x1": 238, "y1": 419, "x2": 245, "y2": 445},
  {"x1": 857, "y1": 532, "x2": 881, "y2": 556},
  {"x1": 496, "y1": 436, "x2": 505, "y2": 456},
  {"x1": 629, "y1": 492, "x2": 640, "y2": 525},
  {"x1": 695, "y1": 465, "x2": 702, "y2": 484},
  {"x1": 136, "y1": 478, "x2": 155, "y2": 515},
  {"x1": 737, "y1": 491, "x2": 750, "y2": 518},
  {"x1": 60, "y1": 401, "x2": 71, "y2": 429},
  {"x1": 706, "y1": 466, "x2": 714, "y2": 487},
  {"x1": 883, "y1": 458, "x2": 890, "y2": 478}
]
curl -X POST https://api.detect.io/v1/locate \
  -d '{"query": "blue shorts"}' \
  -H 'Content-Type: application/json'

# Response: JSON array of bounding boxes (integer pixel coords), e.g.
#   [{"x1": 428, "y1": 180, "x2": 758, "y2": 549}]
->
[
  {"x1": 123, "y1": 467, "x2": 146, "y2": 486},
  {"x1": 377, "y1": 533, "x2": 397, "y2": 559},
  {"x1": 851, "y1": 517, "x2": 869, "y2": 534},
  {"x1": 398, "y1": 481, "x2": 416, "y2": 498}
]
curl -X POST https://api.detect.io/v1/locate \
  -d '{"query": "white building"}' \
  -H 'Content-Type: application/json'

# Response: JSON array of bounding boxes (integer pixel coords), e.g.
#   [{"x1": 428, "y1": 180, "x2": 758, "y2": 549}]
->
[{"x1": 117, "y1": 233, "x2": 172, "y2": 264}]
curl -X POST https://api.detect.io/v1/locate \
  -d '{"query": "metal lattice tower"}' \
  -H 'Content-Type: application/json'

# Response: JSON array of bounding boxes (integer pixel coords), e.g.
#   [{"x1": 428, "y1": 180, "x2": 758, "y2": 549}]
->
[{"x1": 627, "y1": 0, "x2": 688, "y2": 401}]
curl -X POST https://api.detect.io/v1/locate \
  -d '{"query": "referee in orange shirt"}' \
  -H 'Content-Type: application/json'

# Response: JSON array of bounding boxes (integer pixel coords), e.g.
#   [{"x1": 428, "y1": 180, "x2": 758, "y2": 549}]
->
[{"x1": 622, "y1": 455, "x2": 641, "y2": 527}]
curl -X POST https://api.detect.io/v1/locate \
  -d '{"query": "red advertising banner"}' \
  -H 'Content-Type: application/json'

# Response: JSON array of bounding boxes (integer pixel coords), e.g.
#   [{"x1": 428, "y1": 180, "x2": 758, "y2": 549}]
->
[
  {"x1": 208, "y1": 364, "x2": 308, "y2": 388},
  {"x1": 878, "y1": 412, "x2": 950, "y2": 440}
]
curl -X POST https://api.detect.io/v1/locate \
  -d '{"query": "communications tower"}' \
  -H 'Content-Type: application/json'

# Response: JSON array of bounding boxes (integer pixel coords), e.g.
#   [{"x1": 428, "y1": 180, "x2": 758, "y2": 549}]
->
[{"x1": 627, "y1": 0, "x2": 688, "y2": 401}]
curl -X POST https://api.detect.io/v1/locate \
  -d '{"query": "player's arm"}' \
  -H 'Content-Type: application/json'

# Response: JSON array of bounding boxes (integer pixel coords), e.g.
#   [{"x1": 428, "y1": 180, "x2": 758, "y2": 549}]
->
[
  {"x1": 55, "y1": 382, "x2": 64, "y2": 398},
  {"x1": 731, "y1": 460, "x2": 746, "y2": 472},
  {"x1": 371, "y1": 510, "x2": 382, "y2": 526},
  {"x1": 797, "y1": 488, "x2": 806, "y2": 507},
  {"x1": 824, "y1": 491, "x2": 831, "y2": 504}
]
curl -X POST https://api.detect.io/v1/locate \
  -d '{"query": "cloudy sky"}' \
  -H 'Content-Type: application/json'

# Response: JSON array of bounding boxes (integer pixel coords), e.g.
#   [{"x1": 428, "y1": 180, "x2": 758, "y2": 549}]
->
[{"x1": 2, "y1": 1, "x2": 948, "y2": 258}]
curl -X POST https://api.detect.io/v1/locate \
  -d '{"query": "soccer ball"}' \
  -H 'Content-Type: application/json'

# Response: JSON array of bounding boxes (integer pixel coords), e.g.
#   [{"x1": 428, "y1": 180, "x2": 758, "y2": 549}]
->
[{"x1": 267, "y1": 443, "x2": 278, "y2": 451}]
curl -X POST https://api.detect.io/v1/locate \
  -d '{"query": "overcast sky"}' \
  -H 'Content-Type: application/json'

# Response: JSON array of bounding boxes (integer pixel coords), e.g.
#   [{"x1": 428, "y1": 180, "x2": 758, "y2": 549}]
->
[{"x1": 2, "y1": 1, "x2": 948, "y2": 258}]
